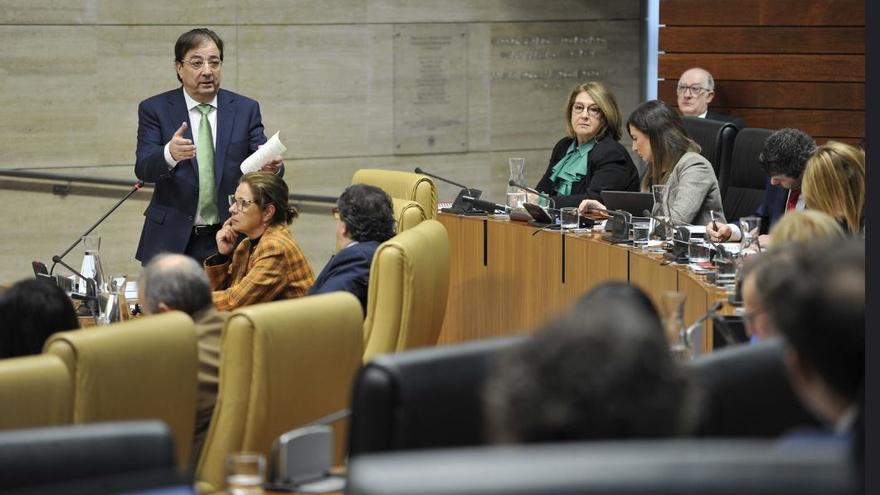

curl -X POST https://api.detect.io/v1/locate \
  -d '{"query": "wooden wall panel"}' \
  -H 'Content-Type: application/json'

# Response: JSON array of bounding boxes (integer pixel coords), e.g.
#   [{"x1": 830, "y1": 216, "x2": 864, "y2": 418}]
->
[
  {"x1": 660, "y1": 27, "x2": 864, "y2": 54},
  {"x1": 661, "y1": 0, "x2": 864, "y2": 26},
  {"x1": 657, "y1": 80, "x2": 865, "y2": 110},
  {"x1": 658, "y1": 0, "x2": 864, "y2": 144}
]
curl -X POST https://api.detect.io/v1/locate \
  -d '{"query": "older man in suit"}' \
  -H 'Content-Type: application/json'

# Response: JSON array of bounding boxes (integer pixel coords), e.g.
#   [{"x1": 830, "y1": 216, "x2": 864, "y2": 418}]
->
[
  {"x1": 135, "y1": 28, "x2": 283, "y2": 265},
  {"x1": 676, "y1": 67, "x2": 746, "y2": 129}
]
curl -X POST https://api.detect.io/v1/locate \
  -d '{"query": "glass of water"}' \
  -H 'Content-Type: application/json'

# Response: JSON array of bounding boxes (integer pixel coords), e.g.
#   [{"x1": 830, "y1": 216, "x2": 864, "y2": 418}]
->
[
  {"x1": 631, "y1": 217, "x2": 651, "y2": 249},
  {"x1": 688, "y1": 239, "x2": 711, "y2": 263},
  {"x1": 227, "y1": 452, "x2": 266, "y2": 495},
  {"x1": 559, "y1": 207, "x2": 579, "y2": 230}
]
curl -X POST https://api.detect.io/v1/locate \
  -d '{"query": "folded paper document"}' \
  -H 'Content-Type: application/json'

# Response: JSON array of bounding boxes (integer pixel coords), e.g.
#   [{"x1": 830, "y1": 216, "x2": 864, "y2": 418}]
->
[{"x1": 240, "y1": 131, "x2": 287, "y2": 173}]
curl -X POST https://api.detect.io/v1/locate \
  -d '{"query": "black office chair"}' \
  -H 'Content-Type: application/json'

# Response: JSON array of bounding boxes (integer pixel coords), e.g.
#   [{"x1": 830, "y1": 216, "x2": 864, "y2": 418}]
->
[
  {"x1": 346, "y1": 439, "x2": 855, "y2": 495},
  {"x1": 348, "y1": 336, "x2": 528, "y2": 456},
  {"x1": 720, "y1": 127, "x2": 774, "y2": 223},
  {"x1": 686, "y1": 338, "x2": 821, "y2": 438},
  {"x1": 681, "y1": 116, "x2": 738, "y2": 191},
  {"x1": 0, "y1": 420, "x2": 186, "y2": 494}
]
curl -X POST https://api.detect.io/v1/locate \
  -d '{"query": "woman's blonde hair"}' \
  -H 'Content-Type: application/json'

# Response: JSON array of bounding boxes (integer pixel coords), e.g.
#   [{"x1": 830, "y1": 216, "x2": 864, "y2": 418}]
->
[
  {"x1": 769, "y1": 210, "x2": 847, "y2": 245},
  {"x1": 564, "y1": 81, "x2": 623, "y2": 141},
  {"x1": 801, "y1": 141, "x2": 865, "y2": 234}
]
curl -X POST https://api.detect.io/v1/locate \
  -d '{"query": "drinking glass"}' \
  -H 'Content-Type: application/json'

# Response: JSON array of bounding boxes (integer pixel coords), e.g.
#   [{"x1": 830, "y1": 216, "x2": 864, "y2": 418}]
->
[
  {"x1": 506, "y1": 191, "x2": 527, "y2": 209},
  {"x1": 631, "y1": 217, "x2": 651, "y2": 249},
  {"x1": 739, "y1": 216, "x2": 762, "y2": 251},
  {"x1": 227, "y1": 452, "x2": 266, "y2": 495},
  {"x1": 559, "y1": 207, "x2": 579, "y2": 229},
  {"x1": 660, "y1": 291, "x2": 691, "y2": 360},
  {"x1": 688, "y1": 239, "x2": 710, "y2": 263}
]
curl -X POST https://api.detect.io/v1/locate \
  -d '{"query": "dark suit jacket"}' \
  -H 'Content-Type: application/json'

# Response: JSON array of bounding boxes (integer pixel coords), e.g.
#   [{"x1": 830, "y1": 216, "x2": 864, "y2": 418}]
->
[
  {"x1": 134, "y1": 87, "x2": 281, "y2": 264},
  {"x1": 706, "y1": 110, "x2": 746, "y2": 130},
  {"x1": 755, "y1": 180, "x2": 789, "y2": 235},
  {"x1": 308, "y1": 241, "x2": 380, "y2": 315},
  {"x1": 535, "y1": 135, "x2": 640, "y2": 208}
]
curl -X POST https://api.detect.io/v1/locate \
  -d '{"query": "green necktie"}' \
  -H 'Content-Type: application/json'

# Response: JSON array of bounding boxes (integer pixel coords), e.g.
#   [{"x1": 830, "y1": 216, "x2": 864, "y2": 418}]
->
[{"x1": 196, "y1": 104, "x2": 219, "y2": 225}]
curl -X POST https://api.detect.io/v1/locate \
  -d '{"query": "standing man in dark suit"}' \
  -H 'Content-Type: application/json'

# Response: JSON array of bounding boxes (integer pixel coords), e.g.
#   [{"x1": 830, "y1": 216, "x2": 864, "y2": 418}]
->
[
  {"x1": 676, "y1": 67, "x2": 746, "y2": 129},
  {"x1": 135, "y1": 28, "x2": 283, "y2": 265},
  {"x1": 308, "y1": 184, "x2": 396, "y2": 315},
  {"x1": 706, "y1": 128, "x2": 816, "y2": 243}
]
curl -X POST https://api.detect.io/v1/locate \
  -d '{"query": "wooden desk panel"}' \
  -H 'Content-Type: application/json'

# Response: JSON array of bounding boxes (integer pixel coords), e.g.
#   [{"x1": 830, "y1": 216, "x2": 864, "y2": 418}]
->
[{"x1": 437, "y1": 214, "x2": 730, "y2": 353}]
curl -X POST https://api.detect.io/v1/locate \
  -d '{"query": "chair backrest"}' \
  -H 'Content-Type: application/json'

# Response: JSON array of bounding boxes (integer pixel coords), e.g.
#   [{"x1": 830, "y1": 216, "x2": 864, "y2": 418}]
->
[
  {"x1": 349, "y1": 336, "x2": 527, "y2": 456},
  {"x1": 392, "y1": 197, "x2": 427, "y2": 233},
  {"x1": 681, "y1": 116, "x2": 738, "y2": 192},
  {"x1": 686, "y1": 338, "x2": 820, "y2": 437},
  {"x1": 0, "y1": 354, "x2": 72, "y2": 430},
  {"x1": 362, "y1": 219, "x2": 450, "y2": 361},
  {"x1": 346, "y1": 440, "x2": 855, "y2": 495},
  {"x1": 44, "y1": 311, "x2": 199, "y2": 470},
  {"x1": 352, "y1": 168, "x2": 437, "y2": 219},
  {"x1": 0, "y1": 420, "x2": 181, "y2": 492},
  {"x1": 721, "y1": 127, "x2": 774, "y2": 222},
  {"x1": 195, "y1": 292, "x2": 364, "y2": 492}
]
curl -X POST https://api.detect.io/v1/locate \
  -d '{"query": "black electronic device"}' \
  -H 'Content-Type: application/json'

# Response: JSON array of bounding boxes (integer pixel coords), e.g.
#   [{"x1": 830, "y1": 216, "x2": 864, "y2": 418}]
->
[
  {"x1": 414, "y1": 167, "x2": 487, "y2": 215},
  {"x1": 522, "y1": 202, "x2": 559, "y2": 229},
  {"x1": 601, "y1": 190, "x2": 654, "y2": 217}
]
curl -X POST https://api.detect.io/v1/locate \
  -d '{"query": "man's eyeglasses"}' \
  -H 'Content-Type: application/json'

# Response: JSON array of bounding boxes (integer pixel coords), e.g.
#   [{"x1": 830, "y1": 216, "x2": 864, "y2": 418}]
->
[
  {"x1": 228, "y1": 195, "x2": 256, "y2": 210},
  {"x1": 572, "y1": 103, "x2": 602, "y2": 118},
  {"x1": 331, "y1": 207, "x2": 340, "y2": 220},
  {"x1": 676, "y1": 85, "x2": 709, "y2": 97},
  {"x1": 183, "y1": 58, "x2": 222, "y2": 71}
]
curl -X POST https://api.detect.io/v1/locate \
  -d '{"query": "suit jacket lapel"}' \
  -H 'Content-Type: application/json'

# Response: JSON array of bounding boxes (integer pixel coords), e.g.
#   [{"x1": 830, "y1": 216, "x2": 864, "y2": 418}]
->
[{"x1": 214, "y1": 89, "x2": 236, "y2": 188}]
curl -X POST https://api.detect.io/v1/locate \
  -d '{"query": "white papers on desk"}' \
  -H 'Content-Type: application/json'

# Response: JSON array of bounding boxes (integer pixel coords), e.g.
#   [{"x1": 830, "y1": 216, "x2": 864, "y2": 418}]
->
[{"x1": 240, "y1": 131, "x2": 287, "y2": 174}]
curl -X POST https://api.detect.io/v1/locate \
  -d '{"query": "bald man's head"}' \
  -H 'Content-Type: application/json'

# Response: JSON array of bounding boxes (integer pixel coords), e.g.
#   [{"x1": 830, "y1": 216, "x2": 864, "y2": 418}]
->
[
  {"x1": 138, "y1": 253, "x2": 213, "y2": 316},
  {"x1": 677, "y1": 67, "x2": 715, "y2": 117}
]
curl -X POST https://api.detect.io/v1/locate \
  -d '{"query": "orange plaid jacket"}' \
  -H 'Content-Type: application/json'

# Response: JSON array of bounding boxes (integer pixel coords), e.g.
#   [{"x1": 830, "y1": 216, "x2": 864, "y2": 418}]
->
[{"x1": 205, "y1": 224, "x2": 315, "y2": 311}]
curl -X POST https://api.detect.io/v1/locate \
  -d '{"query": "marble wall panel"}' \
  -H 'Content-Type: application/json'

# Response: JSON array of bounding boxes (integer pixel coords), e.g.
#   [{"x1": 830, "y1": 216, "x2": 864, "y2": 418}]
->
[
  {"x1": 0, "y1": 27, "x2": 98, "y2": 169},
  {"x1": 95, "y1": 0, "x2": 237, "y2": 25},
  {"x1": 487, "y1": 20, "x2": 642, "y2": 151},
  {"x1": 236, "y1": 0, "x2": 368, "y2": 25},
  {"x1": 0, "y1": 1, "x2": 94, "y2": 24},
  {"x1": 366, "y1": 0, "x2": 639, "y2": 23},
  {"x1": 236, "y1": 25, "x2": 393, "y2": 159},
  {"x1": 95, "y1": 26, "x2": 239, "y2": 167}
]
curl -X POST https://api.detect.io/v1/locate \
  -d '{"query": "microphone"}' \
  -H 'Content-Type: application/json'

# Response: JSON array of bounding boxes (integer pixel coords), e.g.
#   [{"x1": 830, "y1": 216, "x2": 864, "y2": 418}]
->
[
  {"x1": 682, "y1": 301, "x2": 737, "y2": 352},
  {"x1": 462, "y1": 195, "x2": 509, "y2": 214},
  {"x1": 508, "y1": 180, "x2": 555, "y2": 209},
  {"x1": 641, "y1": 209, "x2": 679, "y2": 231},
  {"x1": 414, "y1": 167, "x2": 470, "y2": 190},
  {"x1": 49, "y1": 180, "x2": 145, "y2": 276}
]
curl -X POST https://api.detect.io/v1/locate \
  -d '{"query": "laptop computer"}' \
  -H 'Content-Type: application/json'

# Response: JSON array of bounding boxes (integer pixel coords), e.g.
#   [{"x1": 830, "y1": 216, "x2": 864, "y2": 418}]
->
[{"x1": 600, "y1": 191, "x2": 654, "y2": 217}]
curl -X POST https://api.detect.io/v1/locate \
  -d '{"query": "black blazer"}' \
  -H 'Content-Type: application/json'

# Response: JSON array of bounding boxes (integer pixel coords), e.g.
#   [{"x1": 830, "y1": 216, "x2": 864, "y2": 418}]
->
[
  {"x1": 308, "y1": 240, "x2": 380, "y2": 315},
  {"x1": 535, "y1": 135, "x2": 640, "y2": 208}
]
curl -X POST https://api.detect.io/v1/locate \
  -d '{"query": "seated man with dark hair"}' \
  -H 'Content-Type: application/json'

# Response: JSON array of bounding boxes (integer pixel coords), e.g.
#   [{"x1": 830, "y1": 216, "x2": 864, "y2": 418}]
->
[
  {"x1": 138, "y1": 253, "x2": 229, "y2": 467},
  {"x1": 309, "y1": 184, "x2": 396, "y2": 314},
  {"x1": 0, "y1": 279, "x2": 80, "y2": 359},
  {"x1": 707, "y1": 128, "x2": 816, "y2": 243},
  {"x1": 483, "y1": 298, "x2": 696, "y2": 443}
]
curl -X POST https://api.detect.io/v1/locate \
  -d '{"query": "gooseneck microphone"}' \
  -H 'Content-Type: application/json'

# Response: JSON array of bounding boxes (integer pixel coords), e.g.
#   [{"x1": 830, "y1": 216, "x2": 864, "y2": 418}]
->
[
  {"x1": 50, "y1": 179, "x2": 146, "y2": 276},
  {"x1": 414, "y1": 167, "x2": 470, "y2": 190}
]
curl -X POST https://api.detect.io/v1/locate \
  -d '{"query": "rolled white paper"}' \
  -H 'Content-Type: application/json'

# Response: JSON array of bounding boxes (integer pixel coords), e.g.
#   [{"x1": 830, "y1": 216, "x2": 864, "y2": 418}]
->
[{"x1": 240, "y1": 131, "x2": 287, "y2": 174}]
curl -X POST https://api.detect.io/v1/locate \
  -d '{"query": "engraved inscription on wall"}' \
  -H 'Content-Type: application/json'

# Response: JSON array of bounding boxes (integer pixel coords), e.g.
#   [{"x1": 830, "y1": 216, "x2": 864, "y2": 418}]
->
[
  {"x1": 393, "y1": 24, "x2": 468, "y2": 154},
  {"x1": 488, "y1": 21, "x2": 641, "y2": 151}
]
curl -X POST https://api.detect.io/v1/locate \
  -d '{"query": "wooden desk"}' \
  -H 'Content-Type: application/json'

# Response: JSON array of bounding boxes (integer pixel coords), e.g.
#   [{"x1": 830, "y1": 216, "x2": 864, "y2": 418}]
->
[{"x1": 437, "y1": 213, "x2": 732, "y2": 353}]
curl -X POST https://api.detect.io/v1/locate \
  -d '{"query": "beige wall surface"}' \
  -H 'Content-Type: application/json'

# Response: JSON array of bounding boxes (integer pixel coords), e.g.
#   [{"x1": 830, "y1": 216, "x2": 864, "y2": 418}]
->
[{"x1": 0, "y1": 0, "x2": 643, "y2": 284}]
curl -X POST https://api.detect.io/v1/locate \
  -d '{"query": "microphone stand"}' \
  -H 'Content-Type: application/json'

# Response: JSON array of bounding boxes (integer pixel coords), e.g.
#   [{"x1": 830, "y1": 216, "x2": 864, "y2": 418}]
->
[
  {"x1": 50, "y1": 180, "x2": 145, "y2": 275},
  {"x1": 682, "y1": 301, "x2": 724, "y2": 352},
  {"x1": 51, "y1": 255, "x2": 100, "y2": 321}
]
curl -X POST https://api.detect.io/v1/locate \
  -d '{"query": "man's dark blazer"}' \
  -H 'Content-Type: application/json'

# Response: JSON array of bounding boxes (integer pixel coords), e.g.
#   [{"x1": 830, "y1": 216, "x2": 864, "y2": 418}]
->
[
  {"x1": 705, "y1": 110, "x2": 746, "y2": 130},
  {"x1": 755, "y1": 180, "x2": 790, "y2": 235},
  {"x1": 308, "y1": 241, "x2": 380, "y2": 315},
  {"x1": 134, "y1": 87, "x2": 280, "y2": 264},
  {"x1": 535, "y1": 135, "x2": 640, "y2": 208}
]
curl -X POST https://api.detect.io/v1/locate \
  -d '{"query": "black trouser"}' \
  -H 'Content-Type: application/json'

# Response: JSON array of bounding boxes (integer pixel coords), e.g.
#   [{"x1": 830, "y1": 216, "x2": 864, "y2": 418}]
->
[{"x1": 184, "y1": 224, "x2": 221, "y2": 265}]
